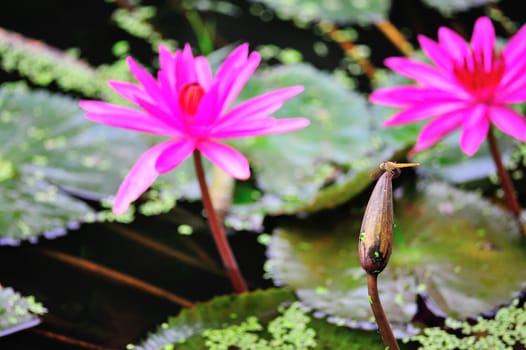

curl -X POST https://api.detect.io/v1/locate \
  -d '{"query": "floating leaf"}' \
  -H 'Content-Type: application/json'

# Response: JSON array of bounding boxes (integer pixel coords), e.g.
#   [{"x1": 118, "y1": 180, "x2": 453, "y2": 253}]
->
[
  {"x1": 0, "y1": 26, "x2": 139, "y2": 104},
  {"x1": 251, "y1": 0, "x2": 391, "y2": 25},
  {"x1": 0, "y1": 286, "x2": 46, "y2": 337},
  {"x1": 132, "y1": 288, "x2": 389, "y2": 350},
  {"x1": 411, "y1": 130, "x2": 515, "y2": 184},
  {"x1": 421, "y1": 0, "x2": 491, "y2": 16},
  {"x1": 0, "y1": 27, "x2": 106, "y2": 97},
  {"x1": 267, "y1": 181, "x2": 525, "y2": 331},
  {"x1": 0, "y1": 84, "x2": 148, "y2": 243}
]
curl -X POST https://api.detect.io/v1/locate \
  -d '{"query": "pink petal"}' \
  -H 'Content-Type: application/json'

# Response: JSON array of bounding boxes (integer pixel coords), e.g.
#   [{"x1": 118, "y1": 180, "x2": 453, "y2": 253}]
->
[
  {"x1": 459, "y1": 105, "x2": 489, "y2": 156},
  {"x1": 412, "y1": 111, "x2": 463, "y2": 153},
  {"x1": 370, "y1": 86, "x2": 461, "y2": 107},
  {"x1": 489, "y1": 106, "x2": 526, "y2": 143},
  {"x1": 128, "y1": 58, "x2": 177, "y2": 118},
  {"x1": 157, "y1": 72, "x2": 180, "y2": 111},
  {"x1": 134, "y1": 95, "x2": 185, "y2": 133},
  {"x1": 383, "y1": 101, "x2": 467, "y2": 126},
  {"x1": 502, "y1": 22, "x2": 526, "y2": 66},
  {"x1": 197, "y1": 140, "x2": 250, "y2": 179},
  {"x1": 499, "y1": 23, "x2": 526, "y2": 92},
  {"x1": 154, "y1": 139, "x2": 196, "y2": 174},
  {"x1": 107, "y1": 80, "x2": 144, "y2": 105},
  {"x1": 418, "y1": 35, "x2": 454, "y2": 72},
  {"x1": 471, "y1": 17, "x2": 496, "y2": 73},
  {"x1": 384, "y1": 57, "x2": 465, "y2": 94},
  {"x1": 496, "y1": 80, "x2": 526, "y2": 103},
  {"x1": 175, "y1": 44, "x2": 197, "y2": 92},
  {"x1": 193, "y1": 83, "x2": 221, "y2": 126},
  {"x1": 127, "y1": 57, "x2": 162, "y2": 99},
  {"x1": 498, "y1": 59, "x2": 526, "y2": 97},
  {"x1": 438, "y1": 27, "x2": 471, "y2": 65},
  {"x1": 219, "y1": 86, "x2": 304, "y2": 127},
  {"x1": 218, "y1": 51, "x2": 261, "y2": 115},
  {"x1": 79, "y1": 100, "x2": 177, "y2": 135},
  {"x1": 211, "y1": 117, "x2": 310, "y2": 139},
  {"x1": 195, "y1": 56, "x2": 213, "y2": 91},
  {"x1": 113, "y1": 141, "x2": 174, "y2": 215},
  {"x1": 215, "y1": 43, "x2": 249, "y2": 80},
  {"x1": 158, "y1": 44, "x2": 177, "y2": 96}
]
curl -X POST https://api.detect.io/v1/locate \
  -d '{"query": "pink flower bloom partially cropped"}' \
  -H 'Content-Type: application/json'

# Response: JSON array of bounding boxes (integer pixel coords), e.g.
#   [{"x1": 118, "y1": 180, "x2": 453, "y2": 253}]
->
[
  {"x1": 80, "y1": 43, "x2": 309, "y2": 214},
  {"x1": 370, "y1": 16, "x2": 526, "y2": 156}
]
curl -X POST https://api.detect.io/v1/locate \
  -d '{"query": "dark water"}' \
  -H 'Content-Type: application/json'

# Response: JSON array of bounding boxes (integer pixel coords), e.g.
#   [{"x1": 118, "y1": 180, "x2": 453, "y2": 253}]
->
[{"x1": 0, "y1": 204, "x2": 271, "y2": 349}]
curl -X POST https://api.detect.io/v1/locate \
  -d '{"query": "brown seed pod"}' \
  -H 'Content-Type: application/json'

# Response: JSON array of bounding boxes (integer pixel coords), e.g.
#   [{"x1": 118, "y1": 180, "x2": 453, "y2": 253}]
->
[{"x1": 358, "y1": 162, "x2": 419, "y2": 275}]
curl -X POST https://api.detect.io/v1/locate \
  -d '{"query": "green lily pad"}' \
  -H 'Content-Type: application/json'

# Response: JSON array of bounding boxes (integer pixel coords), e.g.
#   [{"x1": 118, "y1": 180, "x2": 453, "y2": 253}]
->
[
  {"x1": 132, "y1": 288, "x2": 390, "y2": 350},
  {"x1": 250, "y1": 0, "x2": 391, "y2": 25},
  {"x1": 267, "y1": 180, "x2": 525, "y2": 331},
  {"x1": 421, "y1": 0, "x2": 491, "y2": 16},
  {"x1": 0, "y1": 26, "x2": 137, "y2": 102},
  {"x1": 0, "y1": 84, "x2": 151, "y2": 243},
  {"x1": 0, "y1": 285, "x2": 46, "y2": 337},
  {"x1": 411, "y1": 130, "x2": 515, "y2": 184}
]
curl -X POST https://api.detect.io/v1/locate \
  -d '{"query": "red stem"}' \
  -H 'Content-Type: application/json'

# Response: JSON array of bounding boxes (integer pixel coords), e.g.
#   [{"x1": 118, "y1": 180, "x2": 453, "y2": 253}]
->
[
  {"x1": 487, "y1": 126, "x2": 526, "y2": 237},
  {"x1": 193, "y1": 150, "x2": 248, "y2": 293},
  {"x1": 367, "y1": 273, "x2": 400, "y2": 350}
]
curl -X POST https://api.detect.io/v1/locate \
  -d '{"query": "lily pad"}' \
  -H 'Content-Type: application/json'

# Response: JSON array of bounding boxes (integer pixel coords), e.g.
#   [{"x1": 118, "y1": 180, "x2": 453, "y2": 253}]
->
[
  {"x1": 0, "y1": 286, "x2": 46, "y2": 337},
  {"x1": 132, "y1": 288, "x2": 390, "y2": 350},
  {"x1": 411, "y1": 130, "x2": 515, "y2": 184},
  {"x1": 250, "y1": 0, "x2": 391, "y2": 25},
  {"x1": 0, "y1": 84, "x2": 150, "y2": 243},
  {"x1": 421, "y1": 0, "x2": 491, "y2": 16},
  {"x1": 267, "y1": 180, "x2": 525, "y2": 332}
]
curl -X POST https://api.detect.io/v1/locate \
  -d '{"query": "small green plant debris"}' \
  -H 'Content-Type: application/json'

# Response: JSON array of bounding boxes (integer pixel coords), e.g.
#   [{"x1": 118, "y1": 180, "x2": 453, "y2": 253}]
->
[
  {"x1": 406, "y1": 299, "x2": 526, "y2": 350},
  {"x1": 0, "y1": 286, "x2": 47, "y2": 332},
  {"x1": 201, "y1": 302, "x2": 317, "y2": 350}
]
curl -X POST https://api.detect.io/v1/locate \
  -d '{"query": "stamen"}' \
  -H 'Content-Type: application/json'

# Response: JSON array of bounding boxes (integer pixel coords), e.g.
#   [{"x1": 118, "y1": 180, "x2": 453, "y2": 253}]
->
[
  {"x1": 453, "y1": 50, "x2": 505, "y2": 101},
  {"x1": 179, "y1": 82, "x2": 205, "y2": 116}
]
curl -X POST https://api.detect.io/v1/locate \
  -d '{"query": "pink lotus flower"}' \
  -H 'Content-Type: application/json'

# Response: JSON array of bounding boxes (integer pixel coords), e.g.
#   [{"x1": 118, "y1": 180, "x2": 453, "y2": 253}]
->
[
  {"x1": 80, "y1": 43, "x2": 309, "y2": 214},
  {"x1": 370, "y1": 16, "x2": 526, "y2": 156}
]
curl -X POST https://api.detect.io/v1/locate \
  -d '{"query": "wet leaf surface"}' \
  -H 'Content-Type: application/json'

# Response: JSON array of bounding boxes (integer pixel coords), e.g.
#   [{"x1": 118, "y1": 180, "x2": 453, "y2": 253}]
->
[
  {"x1": 249, "y1": 0, "x2": 391, "y2": 25},
  {"x1": 0, "y1": 84, "x2": 148, "y2": 243},
  {"x1": 421, "y1": 0, "x2": 493, "y2": 16},
  {"x1": 0, "y1": 286, "x2": 46, "y2": 337}
]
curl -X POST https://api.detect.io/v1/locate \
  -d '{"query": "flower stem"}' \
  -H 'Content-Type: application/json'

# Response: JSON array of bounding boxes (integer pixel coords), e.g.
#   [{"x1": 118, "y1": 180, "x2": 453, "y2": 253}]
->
[
  {"x1": 373, "y1": 18, "x2": 414, "y2": 57},
  {"x1": 487, "y1": 126, "x2": 526, "y2": 237},
  {"x1": 193, "y1": 150, "x2": 249, "y2": 294},
  {"x1": 367, "y1": 273, "x2": 400, "y2": 350}
]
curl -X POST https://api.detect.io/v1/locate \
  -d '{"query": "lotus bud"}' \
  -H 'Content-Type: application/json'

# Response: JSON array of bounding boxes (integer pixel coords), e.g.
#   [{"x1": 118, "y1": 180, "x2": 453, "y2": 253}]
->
[{"x1": 358, "y1": 162, "x2": 419, "y2": 275}]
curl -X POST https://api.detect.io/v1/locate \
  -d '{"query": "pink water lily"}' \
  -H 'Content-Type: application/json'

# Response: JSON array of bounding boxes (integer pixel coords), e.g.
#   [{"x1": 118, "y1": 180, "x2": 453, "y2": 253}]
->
[
  {"x1": 80, "y1": 43, "x2": 309, "y2": 214},
  {"x1": 370, "y1": 16, "x2": 526, "y2": 156}
]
